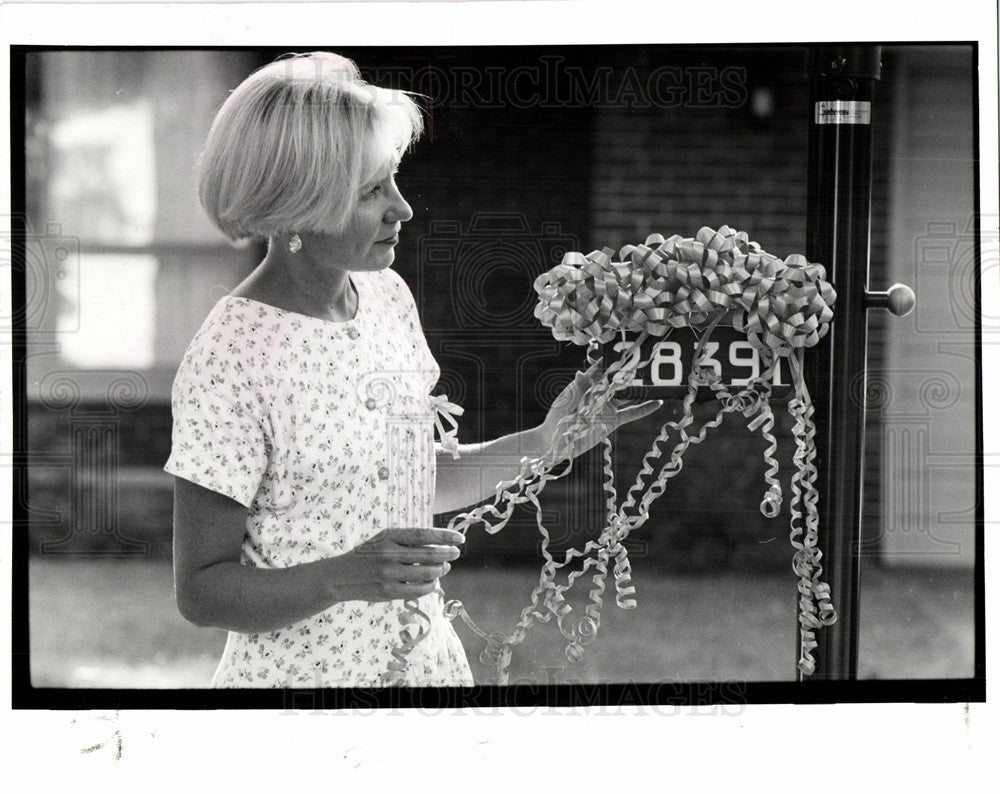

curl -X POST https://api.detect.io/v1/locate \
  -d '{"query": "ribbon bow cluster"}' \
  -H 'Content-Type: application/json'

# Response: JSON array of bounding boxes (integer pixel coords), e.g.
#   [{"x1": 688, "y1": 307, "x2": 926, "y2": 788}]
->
[{"x1": 533, "y1": 225, "x2": 836, "y2": 356}]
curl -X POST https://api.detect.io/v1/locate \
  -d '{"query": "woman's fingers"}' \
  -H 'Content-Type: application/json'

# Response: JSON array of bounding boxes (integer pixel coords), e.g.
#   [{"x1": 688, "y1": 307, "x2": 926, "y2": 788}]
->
[
  {"x1": 385, "y1": 544, "x2": 461, "y2": 565},
  {"x1": 387, "y1": 528, "x2": 463, "y2": 565},
  {"x1": 612, "y1": 399, "x2": 663, "y2": 428},
  {"x1": 390, "y1": 581, "x2": 442, "y2": 599},
  {"x1": 552, "y1": 362, "x2": 603, "y2": 412},
  {"x1": 346, "y1": 528, "x2": 463, "y2": 602},
  {"x1": 389, "y1": 527, "x2": 465, "y2": 548},
  {"x1": 384, "y1": 560, "x2": 451, "y2": 583},
  {"x1": 573, "y1": 361, "x2": 605, "y2": 396}
]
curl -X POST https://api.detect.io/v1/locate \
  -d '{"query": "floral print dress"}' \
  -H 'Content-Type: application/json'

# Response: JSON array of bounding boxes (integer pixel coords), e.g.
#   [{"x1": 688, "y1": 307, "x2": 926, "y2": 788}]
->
[{"x1": 164, "y1": 267, "x2": 474, "y2": 688}]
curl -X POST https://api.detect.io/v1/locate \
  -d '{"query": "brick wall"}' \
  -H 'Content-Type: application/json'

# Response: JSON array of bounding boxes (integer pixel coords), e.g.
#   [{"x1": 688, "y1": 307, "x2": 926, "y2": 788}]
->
[
  {"x1": 25, "y1": 46, "x2": 950, "y2": 570},
  {"x1": 589, "y1": 48, "x2": 810, "y2": 253}
]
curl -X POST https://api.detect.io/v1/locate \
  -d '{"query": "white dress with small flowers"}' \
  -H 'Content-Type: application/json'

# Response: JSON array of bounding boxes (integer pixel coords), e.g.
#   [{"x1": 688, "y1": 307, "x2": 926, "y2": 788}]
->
[{"x1": 164, "y1": 267, "x2": 474, "y2": 688}]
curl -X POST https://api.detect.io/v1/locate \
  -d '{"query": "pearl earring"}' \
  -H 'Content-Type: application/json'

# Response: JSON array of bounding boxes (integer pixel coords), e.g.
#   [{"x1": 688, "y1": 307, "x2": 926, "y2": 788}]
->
[{"x1": 288, "y1": 233, "x2": 302, "y2": 254}]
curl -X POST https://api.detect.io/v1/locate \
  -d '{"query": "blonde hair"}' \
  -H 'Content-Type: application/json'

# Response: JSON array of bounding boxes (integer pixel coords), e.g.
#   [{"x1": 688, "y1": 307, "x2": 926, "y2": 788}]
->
[{"x1": 198, "y1": 52, "x2": 423, "y2": 242}]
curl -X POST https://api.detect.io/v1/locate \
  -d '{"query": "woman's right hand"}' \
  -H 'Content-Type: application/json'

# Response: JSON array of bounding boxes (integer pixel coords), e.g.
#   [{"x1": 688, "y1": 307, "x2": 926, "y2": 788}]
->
[
  {"x1": 332, "y1": 527, "x2": 465, "y2": 602},
  {"x1": 174, "y1": 478, "x2": 466, "y2": 632}
]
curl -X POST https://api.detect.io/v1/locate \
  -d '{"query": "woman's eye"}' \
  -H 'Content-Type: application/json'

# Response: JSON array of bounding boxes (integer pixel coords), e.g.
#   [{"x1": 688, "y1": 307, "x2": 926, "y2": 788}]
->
[{"x1": 361, "y1": 183, "x2": 382, "y2": 200}]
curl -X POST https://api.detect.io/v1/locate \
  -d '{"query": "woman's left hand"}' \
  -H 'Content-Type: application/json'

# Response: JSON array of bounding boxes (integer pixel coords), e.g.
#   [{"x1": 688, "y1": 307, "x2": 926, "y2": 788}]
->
[{"x1": 535, "y1": 360, "x2": 662, "y2": 461}]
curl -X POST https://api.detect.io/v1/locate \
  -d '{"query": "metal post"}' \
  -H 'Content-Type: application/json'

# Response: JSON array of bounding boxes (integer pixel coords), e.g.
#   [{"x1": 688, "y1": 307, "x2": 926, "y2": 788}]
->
[{"x1": 803, "y1": 45, "x2": 882, "y2": 680}]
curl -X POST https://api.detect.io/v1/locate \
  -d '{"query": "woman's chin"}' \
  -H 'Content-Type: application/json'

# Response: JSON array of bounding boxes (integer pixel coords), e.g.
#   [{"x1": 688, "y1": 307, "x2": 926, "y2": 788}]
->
[
  {"x1": 373, "y1": 249, "x2": 397, "y2": 269},
  {"x1": 352, "y1": 252, "x2": 396, "y2": 272}
]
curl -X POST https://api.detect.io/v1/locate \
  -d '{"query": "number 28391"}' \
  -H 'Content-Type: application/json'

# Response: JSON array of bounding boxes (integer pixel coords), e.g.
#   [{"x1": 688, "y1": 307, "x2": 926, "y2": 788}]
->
[{"x1": 609, "y1": 334, "x2": 787, "y2": 390}]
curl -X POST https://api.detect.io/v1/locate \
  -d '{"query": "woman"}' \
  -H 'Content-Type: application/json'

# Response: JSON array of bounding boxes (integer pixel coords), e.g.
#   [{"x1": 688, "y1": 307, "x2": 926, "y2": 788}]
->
[{"x1": 166, "y1": 52, "x2": 659, "y2": 688}]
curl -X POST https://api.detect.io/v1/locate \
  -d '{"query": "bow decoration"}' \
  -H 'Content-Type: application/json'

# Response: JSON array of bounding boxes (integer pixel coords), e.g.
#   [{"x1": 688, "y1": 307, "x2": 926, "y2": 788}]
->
[
  {"x1": 534, "y1": 225, "x2": 836, "y2": 355},
  {"x1": 429, "y1": 393, "x2": 464, "y2": 459}
]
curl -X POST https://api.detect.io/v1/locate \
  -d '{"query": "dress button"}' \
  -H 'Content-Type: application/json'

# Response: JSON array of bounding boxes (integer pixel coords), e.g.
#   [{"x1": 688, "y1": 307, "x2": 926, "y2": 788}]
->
[
  {"x1": 377, "y1": 466, "x2": 390, "y2": 480},
  {"x1": 365, "y1": 397, "x2": 377, "y2": 410},
  {"x1": 346, "y1": 327, "x2": 360, "y2": 340}
]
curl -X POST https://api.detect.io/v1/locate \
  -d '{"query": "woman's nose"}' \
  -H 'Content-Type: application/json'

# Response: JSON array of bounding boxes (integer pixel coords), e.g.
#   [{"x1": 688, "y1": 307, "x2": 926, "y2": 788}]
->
[{"x1": 385, "y1": 182, "x2": 413, "y2": 223}]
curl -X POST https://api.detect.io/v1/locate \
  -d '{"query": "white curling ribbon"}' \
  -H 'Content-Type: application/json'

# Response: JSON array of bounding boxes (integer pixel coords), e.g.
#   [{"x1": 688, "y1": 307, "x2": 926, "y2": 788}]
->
[
  {"x1": 429, "y1": 394, "x2": 464, "y2": 459},
  {"x1": 403, "y1": 226, "x2": 839, "y2": 683}
]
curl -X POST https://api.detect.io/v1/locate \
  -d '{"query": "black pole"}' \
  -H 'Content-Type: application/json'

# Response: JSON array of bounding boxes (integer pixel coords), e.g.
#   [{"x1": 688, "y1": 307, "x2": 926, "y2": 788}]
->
[{"x1": 803, "y1": 45, "x2": 882, "y2": 680}]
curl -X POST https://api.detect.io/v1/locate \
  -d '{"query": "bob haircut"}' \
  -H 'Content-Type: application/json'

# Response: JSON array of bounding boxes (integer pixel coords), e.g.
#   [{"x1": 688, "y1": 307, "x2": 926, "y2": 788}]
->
[{"x1": 198, "y1": 52, "x2": 424, "y2": 242}]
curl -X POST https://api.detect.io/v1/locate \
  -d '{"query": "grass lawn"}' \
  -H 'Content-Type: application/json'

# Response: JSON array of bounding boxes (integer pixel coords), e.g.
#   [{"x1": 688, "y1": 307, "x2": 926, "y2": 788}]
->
[{"x1": 28, "y1": 557, "x2": 975, "y2": 688}]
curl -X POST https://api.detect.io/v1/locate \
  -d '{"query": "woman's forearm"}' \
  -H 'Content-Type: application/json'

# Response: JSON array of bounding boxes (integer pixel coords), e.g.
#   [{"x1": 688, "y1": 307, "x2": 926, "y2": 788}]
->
[
  {"x1": 433, "y1": 366, "x2": 664, "y2": 516},
  {"x1": 174, "y1": 494, "x2": 461, "y2": 635},
  {"x1": 177, "y1": 556, "x2": 349, "y2": 634},
  {"x1": 433, "y1": 425, "x2": 547, "y2": 515}
]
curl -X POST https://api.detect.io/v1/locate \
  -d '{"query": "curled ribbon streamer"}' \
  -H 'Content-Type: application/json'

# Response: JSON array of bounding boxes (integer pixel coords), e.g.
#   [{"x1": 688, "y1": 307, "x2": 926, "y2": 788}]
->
[
  {"x1": 785, "y1": 351, "x2": 837, "y2": 675},
  {"x1": 382, "y1": 597, "x2": 433, "y2": 686},
  {"x1": 392, "y1": 225, "x2": 837, "y2": 685}
]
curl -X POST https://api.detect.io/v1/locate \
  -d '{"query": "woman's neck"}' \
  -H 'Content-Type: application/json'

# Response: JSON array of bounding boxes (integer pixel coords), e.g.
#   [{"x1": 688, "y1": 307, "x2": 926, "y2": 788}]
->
[{"x1": 232, "y1": 242, "x2": 359, "y2": 322}]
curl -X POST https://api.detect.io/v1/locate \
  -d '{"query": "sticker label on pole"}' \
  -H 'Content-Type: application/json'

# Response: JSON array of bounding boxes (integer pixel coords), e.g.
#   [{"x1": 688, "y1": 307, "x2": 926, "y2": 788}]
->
[{"x1": 814, "y1": 100, "x2": 871, "y2": 125}]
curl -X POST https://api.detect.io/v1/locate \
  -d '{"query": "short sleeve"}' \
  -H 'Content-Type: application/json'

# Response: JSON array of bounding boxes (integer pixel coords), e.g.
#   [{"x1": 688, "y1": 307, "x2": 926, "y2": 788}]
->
[{"x1": 164, "y1": 335, "x2": 269, "y2": 508}]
